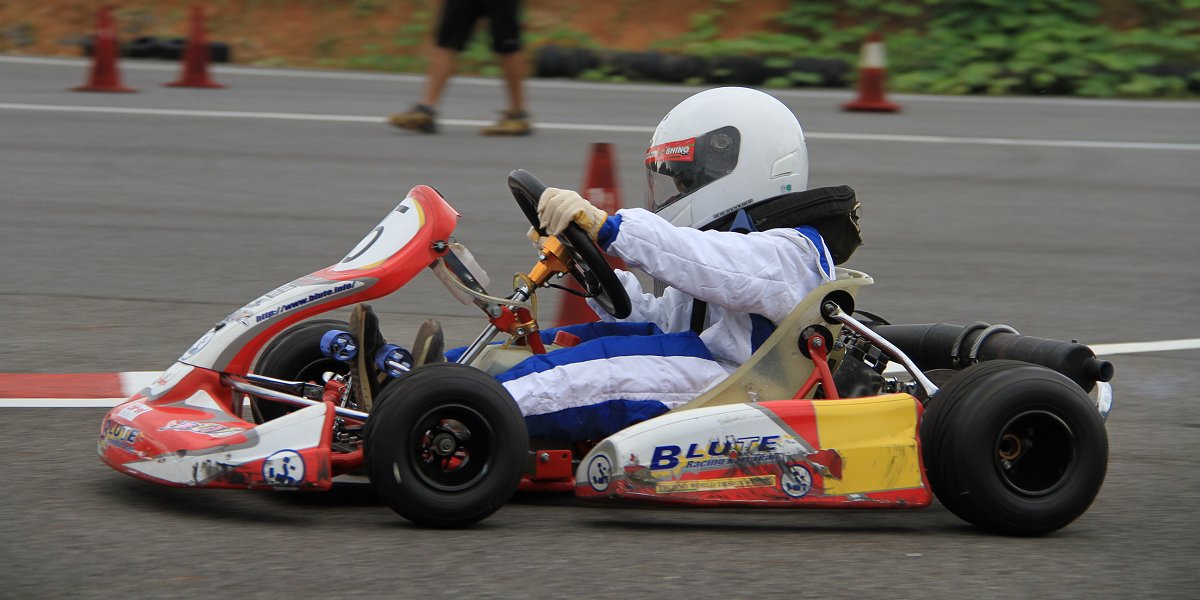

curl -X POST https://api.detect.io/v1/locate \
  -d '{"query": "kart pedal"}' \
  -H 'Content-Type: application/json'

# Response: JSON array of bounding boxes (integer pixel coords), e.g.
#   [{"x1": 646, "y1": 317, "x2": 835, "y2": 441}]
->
[
  {"x1": 348, "y1": 303, "x2": 387, "y2": 412},
  {"x1": 412, "y1": 319, "x2": 445, "y2": 367}
]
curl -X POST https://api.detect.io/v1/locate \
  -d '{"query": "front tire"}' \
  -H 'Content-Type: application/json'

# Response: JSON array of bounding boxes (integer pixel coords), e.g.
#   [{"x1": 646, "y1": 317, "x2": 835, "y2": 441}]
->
[
  {"x1": 364, "y1": 363, "x2": 527, "y2": 528},
  {"x1": 251, "y1": 319, "x2": 350, "y2": 423},
  {"x1": 921, "y1": 360, "x2": 1108, "y2": 536}
]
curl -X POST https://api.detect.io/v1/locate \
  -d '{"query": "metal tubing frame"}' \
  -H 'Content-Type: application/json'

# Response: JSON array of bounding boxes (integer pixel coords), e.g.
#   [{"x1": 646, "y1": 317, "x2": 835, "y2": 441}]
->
[
  {"x1": 224, "y1": 375, "x2": 369, "y2": 421},
  {"x1": 823, "y1": 301, "x2": 940, "y2": 399}
]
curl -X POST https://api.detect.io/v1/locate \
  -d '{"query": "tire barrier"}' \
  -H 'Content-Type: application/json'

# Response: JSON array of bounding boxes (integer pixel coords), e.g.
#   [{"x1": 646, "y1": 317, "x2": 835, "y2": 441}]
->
[
  {"x1": 534, "y1": 45, "x2": 850, "y2": 88},
  {"x1": 82, "y1": 35, "x2": 233, "y2": 63},
  {"x1": 1138, "y1": 63, "x2": 1200, "y2": 93}
]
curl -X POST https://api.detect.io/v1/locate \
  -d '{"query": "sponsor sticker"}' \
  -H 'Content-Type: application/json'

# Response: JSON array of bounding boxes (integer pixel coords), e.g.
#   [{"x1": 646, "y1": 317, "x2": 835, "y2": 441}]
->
[
  {"x1": 645, "y1": 137, "x2": 696, "y2": 164},
  {"x1": 782, "y1": 463, "x2": 813, "y2": 498},
  {"x1": 115, "y1": 401, "x2": 151, "y2": 421},
  {"x1": 254, "y1": 282, "x2": 356, "y2": 324},
  {"x1": 650, "y1": 435, "x2": 782, "y2": 471},
  {"x1": 656, "y1": 475, "x2": 777, "y2": 494},
  {"x1": 586, "y1": 453, "x2": 613, "y2": 492},
  {"x1": 101, "y1": 419, "x2": 140, "y2": 452},
  {"x1": 159, "y1": 419, "x2": 245, "y2": 438},
  {"x1": 180, "y1": 329, "x2": 216, "y2": 360},
  {"x1": 147, "y1": 363, "x2": 194, "y2": 396},
  {"x1": 263, "y1": 450, "x2": 306, "y2": 486}
]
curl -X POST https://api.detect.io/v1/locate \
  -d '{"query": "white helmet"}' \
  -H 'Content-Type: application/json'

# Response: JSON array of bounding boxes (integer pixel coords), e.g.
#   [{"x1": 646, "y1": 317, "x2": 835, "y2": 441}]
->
[{"x1": 646, "y1": 87, "x2": 809, "y2": 229}]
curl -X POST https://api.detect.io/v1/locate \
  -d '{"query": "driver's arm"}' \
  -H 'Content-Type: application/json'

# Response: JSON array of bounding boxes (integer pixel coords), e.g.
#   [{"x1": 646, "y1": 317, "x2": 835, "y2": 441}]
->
[
  {"x1": 602, "y1": 208, "x2": 834, "y2": 324},
  {"x1": 587, "y1": 269, "x2": 693, "y2": 331}
]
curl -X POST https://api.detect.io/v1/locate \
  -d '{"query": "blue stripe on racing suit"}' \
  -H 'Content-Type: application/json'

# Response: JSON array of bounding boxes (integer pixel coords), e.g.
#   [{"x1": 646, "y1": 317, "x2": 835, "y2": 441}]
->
[{"x1": 494, "y1": 322, "x2": 721, "y2": 441}]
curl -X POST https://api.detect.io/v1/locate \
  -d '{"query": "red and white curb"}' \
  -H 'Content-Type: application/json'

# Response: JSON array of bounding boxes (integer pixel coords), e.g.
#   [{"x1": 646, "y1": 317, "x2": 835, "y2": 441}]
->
[
  {"x1": 0, "y1": 372, "x2": 158, "y2": 408},
  {"x1": 2, "y1": 338, "x2": 1198, "y2": 408}
]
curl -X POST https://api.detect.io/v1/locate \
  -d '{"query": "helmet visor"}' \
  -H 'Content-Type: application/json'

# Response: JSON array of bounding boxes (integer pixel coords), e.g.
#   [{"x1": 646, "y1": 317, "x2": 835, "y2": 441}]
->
[{"x1": 646, "y1": 125, "x2": 741, "y2": 213}]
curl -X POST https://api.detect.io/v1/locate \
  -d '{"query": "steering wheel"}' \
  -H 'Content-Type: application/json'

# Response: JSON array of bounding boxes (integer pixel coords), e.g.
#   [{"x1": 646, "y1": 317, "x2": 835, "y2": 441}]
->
[{"x1": 508, "y1": 169, "x2": 631, "y2": 319}]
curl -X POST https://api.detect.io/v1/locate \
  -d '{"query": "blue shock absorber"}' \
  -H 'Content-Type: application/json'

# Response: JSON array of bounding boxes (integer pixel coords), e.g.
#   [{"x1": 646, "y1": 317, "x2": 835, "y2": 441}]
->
[
  {"x1": 375, "y1": 344, "x2": 414, "y2": 379},
  {"x1": 319, "y1": 330, "x2": 359, "y2": 362}
]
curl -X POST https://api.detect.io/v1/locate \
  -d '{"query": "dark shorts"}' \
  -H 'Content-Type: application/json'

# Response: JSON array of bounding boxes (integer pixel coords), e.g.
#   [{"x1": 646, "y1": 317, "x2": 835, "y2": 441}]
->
[{"x1": 436, "y1": 0, "x2": 523, "y2": 55}]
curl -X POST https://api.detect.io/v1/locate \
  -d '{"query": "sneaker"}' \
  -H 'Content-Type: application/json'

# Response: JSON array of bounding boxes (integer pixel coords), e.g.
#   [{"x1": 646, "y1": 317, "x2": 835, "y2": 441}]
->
[
  {"x1": 348, "y1": 303, "x2": 387, "y2": 411},
  {"x1": 389, "y1": 104, "x2": 437, "y2": 133},
  {"x1": 482, "y1": 110, "x2": 532, "y2": 136}
]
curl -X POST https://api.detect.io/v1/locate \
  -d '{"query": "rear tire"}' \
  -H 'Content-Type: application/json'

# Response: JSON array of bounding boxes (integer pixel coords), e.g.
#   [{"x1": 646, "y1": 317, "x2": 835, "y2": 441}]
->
[
  {"x1": 365, "y1": 363, "x2": 527, "y2": 528},
  {"x1": 251, "y1": 319, "x2": 350, "y2": 423},
  {"x1": 921, "y1": 360, "x2": 1108, "y2": 535}
]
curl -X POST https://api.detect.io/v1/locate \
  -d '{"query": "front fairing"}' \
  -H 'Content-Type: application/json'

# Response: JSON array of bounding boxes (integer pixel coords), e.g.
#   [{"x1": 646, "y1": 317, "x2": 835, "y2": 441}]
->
[
  {"x1": 100, "y1": 186, "x2": 460, "y2": 490},
  {"x1": 178, "y1": 185, "x2": 459, "y2": 375}
]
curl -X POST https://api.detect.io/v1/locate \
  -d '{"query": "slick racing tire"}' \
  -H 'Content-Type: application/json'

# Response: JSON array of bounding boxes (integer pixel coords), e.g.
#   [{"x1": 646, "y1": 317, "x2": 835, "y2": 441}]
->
[
  {"x1": 251, "y1": 319, "x2": 350, "y2": 423},
  {"x1": 365, "y1": 363, "x2": 527, "y2": 528},
  {"x1": 921, "y1": 360, "x2": 1108, "y2": 536}
]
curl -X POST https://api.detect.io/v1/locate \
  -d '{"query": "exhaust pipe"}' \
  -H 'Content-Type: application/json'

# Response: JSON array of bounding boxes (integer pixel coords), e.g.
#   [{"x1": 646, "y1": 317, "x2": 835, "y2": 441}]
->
[{"x1": 871, "y1": 323, "x2": 1114, "y2": 392}]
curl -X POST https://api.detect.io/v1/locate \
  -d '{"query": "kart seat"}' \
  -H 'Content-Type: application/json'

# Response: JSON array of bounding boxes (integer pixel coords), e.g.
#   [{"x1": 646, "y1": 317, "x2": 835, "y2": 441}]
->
[{"x1": 676, "y1": 267, "x2": 873, "y2": 411}]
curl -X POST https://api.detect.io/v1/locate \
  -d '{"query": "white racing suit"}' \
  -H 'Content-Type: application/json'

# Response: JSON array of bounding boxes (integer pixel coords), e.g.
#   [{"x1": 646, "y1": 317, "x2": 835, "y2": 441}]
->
[{"x1": 495, "y1": 207, "x2": 835, "y2": 441}]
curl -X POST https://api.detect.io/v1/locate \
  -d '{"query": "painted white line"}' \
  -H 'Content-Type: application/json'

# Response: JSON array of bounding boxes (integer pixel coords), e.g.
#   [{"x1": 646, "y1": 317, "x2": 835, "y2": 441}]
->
[
  {"x1": 806, "y1": 132, "x2": 1200, "y2": 152},
  {"x1": 1, "y1": 102, "x2": 1196, "y2": 151},
  {"x1": 1, "y1": 397, "x2": 257, "y2": 409},
  {"x1": 4, "y1": 55, "x2": 1199, "y2": 110},
  {"x1": 1, "y1": 398, "x2": 126, "y2": 408},
  {"x1": 1090, "y1": 338, "x2": 1200, "y2": 356},
  {"x1": 879, "y1": 337, "x2": 1200, "y2": 374},
  {"x1": 0, "y1": 102, "x2": 382, "y2": 123}
]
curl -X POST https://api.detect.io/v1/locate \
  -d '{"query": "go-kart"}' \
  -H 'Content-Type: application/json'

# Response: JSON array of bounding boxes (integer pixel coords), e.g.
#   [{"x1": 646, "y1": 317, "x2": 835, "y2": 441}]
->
[{"x1": 99, "y1": 170, "x2": 1114, "y2": 534}]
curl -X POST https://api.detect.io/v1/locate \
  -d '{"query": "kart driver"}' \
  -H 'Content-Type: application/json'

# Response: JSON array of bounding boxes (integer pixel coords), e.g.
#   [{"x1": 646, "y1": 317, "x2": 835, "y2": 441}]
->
[{"x1": 488, "y1": 87, "x2": 839, "y2": 442}]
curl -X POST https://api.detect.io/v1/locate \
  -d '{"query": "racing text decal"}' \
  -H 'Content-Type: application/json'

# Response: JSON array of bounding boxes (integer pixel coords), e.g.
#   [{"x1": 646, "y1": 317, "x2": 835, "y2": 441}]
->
[
  {"x1": 102, "y1": 419, "x2": 140, "y2": 452},
  {"x1": 656, "y1": 475, "x2": 777, "y2": 494},
  {"x1": 160, "y1": 420, "x2": 245, "y2": 438},
  {"x1": 650, "y1": 435, "x2": 781, "y2": 471},
  {"x1": 645, "y1": 137, "x2": 696, "y2": 164},
  {"x1": 255, "y1": 282, "x2": 355, "y2": 323}
]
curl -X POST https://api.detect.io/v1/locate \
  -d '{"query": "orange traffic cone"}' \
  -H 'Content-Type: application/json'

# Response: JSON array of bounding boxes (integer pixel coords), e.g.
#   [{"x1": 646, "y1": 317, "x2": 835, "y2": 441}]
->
[
  {"x1": 73, "y1": 7, "x2": 137, "y2": 93},
  {"x1": 554, "y1": 143, "x2": 625, "y2": 327},
  {"x1": 581, "y1": 143, "x2": 622, "y2": 214},
  {"x1": 842, "y1": 32, "x2": 900, "y2": 113},
  {"x1": 165, "y1": 6, "x2": 225, "y2": 88}
]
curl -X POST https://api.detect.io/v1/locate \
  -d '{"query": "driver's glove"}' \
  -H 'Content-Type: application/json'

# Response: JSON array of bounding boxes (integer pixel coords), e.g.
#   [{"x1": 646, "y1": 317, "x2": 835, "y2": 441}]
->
[
  {"x1": 538, "y1": 187, "x2": 607, "y2": 242},
  {"x1": 526, "y1": 226, "x2": 544, "y2": 247}
]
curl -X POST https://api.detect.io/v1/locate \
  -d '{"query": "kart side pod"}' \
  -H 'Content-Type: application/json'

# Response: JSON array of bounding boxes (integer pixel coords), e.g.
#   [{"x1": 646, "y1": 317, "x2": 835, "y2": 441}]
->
[{"x1": 576, "y1": 395, "x2": 931, "y2": 508}]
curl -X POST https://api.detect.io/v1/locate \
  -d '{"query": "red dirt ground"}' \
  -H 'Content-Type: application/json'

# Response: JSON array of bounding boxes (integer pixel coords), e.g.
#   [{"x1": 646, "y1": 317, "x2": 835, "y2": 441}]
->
[{"x1": 0, "y1": 0, "x2": 788, "y2": 67}]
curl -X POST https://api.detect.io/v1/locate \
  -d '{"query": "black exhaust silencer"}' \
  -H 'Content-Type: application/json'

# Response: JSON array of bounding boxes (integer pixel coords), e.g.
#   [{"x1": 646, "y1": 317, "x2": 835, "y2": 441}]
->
[{"x1": 871, "y1": 323, "x2": 1114, "y2": 392}]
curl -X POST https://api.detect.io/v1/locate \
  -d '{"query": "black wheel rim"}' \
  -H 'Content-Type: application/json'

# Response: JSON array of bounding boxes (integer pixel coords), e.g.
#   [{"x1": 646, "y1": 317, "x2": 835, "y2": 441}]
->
[
  {"x1": 994, "y1": 409, "x2": 1076, "y2": 497},
  {"x1": 408, "y1": 403, "x2": 494, "y2": 492},
  {"x1": 293, "y1": 357, "x2": 348, "y2": 383}
]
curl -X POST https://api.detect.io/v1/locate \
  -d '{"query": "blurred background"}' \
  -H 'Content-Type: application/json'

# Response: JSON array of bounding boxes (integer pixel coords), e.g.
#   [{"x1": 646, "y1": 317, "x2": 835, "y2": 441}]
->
[{"x1": 3, "y1": 0, "x2": 1198, "y2": 98}]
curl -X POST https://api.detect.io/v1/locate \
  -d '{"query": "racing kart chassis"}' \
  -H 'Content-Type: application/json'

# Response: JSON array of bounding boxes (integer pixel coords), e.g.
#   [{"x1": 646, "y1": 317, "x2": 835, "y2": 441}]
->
[{"x1": 99, "y1": 170, "x2": 1114, "y2": 535}]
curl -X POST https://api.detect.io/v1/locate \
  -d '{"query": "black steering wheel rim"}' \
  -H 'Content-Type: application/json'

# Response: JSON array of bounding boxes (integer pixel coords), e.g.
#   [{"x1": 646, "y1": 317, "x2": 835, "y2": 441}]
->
[{"x1": 507, "y1": 169, "x2": 631, "y2": 320}]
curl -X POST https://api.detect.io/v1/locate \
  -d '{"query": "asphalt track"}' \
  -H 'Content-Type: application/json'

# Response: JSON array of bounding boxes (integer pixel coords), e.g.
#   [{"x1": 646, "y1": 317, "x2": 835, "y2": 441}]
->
[{"x1": 1, "y1": 57, "x2": 1198, "y2": 598}]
